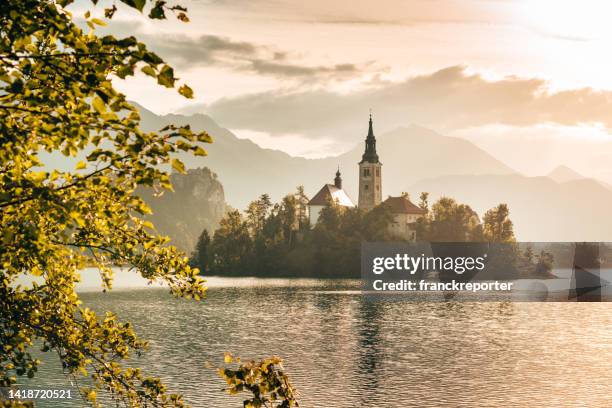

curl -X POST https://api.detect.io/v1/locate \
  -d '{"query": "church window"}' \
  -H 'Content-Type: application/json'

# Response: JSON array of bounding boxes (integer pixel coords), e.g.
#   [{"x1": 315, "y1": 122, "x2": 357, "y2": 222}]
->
[
  {"x1": 376, "y1": 185, "x2": 379, "y2": 190},
  {"x1": 376, "y1": 168, "x2": 380, "y2": 176},
  {"x1": 364, "y1": 168, "x2": 370, "y2": 177},
  {"x1": 364, "y1": 184, "x2": 369, "y2": 190}
]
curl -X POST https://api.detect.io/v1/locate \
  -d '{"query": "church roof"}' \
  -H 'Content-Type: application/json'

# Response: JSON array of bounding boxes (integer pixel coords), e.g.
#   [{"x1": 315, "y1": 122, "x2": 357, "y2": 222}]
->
[
  {"x1": 384, "y1": 196, "x2": 427, "y2": 215},
  {"x1": 308, "y1": 184, "x2": 355, "y2": 207}
]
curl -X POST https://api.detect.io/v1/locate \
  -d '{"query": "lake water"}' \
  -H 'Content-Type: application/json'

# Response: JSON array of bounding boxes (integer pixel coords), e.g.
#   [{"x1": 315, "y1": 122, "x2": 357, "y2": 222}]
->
[{"x1": 14, "y1": 275, "x2": 612, "y2": 407}]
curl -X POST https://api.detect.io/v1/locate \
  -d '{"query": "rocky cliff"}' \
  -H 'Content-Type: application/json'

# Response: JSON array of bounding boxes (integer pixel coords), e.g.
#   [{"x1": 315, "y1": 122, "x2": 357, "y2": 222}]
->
[{"x1": 140, "y1": 167, "x2": 226, "y2": 253}]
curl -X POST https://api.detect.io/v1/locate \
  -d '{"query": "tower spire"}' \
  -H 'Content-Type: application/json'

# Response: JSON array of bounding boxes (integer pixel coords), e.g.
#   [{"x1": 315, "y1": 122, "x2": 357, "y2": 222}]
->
[
  {"x1": 334, "y1": 166, "x2": 342, "y2": 189},
  {"x1": 358, "y1": 111, "x2": 382, "y2": 211},
  {"x1": 361, "y1": 111, "x2": 379, "y2": 164}
]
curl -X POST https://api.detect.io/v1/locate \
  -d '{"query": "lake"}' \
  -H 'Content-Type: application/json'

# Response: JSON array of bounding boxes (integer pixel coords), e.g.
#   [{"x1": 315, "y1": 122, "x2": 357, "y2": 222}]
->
[{"x1": 14, "y1": 274, "x2": 612, "y2": 407}]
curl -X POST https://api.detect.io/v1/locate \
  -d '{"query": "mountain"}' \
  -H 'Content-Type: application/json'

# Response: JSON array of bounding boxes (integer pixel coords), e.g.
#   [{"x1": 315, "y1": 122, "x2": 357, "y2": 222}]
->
[
  {"x1": 547, "y1": 165, "x2": 612, "y2": 191},
  {"x1": 137, "y1": 105, "x2": 612, "y2": 241},
  {"x1": 336, "y1": 126, "x2": 515, "y2": 200},
  {"x1": 410, "y1": 174, "x2": 612, "y2": 241},
  {"x1": 139, "y1": 167, "x2": 226, "y2": 252},
  {"x1": 135, "y1": 104, "x2": 515, "y2": 210},
  {"x1": 547, "y1": 165, "x2": 585, "y2": 183}
]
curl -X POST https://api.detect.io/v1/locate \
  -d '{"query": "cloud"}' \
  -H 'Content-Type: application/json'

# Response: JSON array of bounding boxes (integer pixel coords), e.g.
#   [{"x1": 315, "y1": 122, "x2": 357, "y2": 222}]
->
[
  {"x1": 93, "y1": 18, "x2": 372, "y2": 81},
  {"x1": 147, "y1": 34, "x2": 258, "y2": 66},
  {"x1": 202, "y1": 66, "x2": 612, "y2": 142},
  {"x1": 155, "y1": 35, "x2": 373, "y2": 80},
  {"x1": 246, "y1": 60, "x2": 360, "y2": 78}
]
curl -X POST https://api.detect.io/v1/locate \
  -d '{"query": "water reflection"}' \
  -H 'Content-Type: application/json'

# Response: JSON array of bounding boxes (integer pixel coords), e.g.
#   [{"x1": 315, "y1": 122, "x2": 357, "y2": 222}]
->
[
  {"x1": 14, "y1": 279, "x2": 612, "y2": 407},
  {"x1": 354, "y1": 298, "x2": 385, "y2": 406}
]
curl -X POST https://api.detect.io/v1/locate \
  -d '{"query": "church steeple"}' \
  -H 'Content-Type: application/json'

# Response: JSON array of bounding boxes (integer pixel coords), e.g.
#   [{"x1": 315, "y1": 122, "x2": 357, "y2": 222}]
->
[
  {"x1": 358, "y1": 111, "x2": 382, "y2": 211},
  {"x1": 360, "y1": 113, "x2": 380, "y2": 164},
  {"x1": 334, "y1": 166, "x2": 342, "y2": 189}
]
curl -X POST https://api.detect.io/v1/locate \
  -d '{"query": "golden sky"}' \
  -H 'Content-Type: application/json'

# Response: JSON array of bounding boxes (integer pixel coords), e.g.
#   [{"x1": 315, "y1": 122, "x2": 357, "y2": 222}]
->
[{"x1": 73, "y1": 0, "x2": 612, "y2": 180}]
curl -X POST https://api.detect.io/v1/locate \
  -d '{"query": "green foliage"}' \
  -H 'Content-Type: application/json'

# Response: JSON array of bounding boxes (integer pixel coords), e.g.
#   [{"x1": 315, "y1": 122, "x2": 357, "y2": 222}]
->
[
  {"x1": 191, "y1": 190, "x2": 520, "y2": 279},
  {"x1": 210, "y1": 210, "x2": 252, "y2": 274},
  {"x1": 191, "y1": 229, "x2": 211, "y2": 273},
  {"x1": 425, "y1": 197, "x2": 484, "y2": 242},
  {"x1": 534, "y1": 250, "x2": 555, "y2": 278},
  {"x1": 482, "y1": 204, "x2": 515, "y2": 243},
  {"x1": 415, "y1": 196, "x2": 516, "y2": 244},
  {"x1": 1, "y1": 1, "x2": 211, "y2": 406},
  {"x1": 191, "y1": 188, "x2": 397, "y2": 278},
  {"x1": 219, "y1": 353, "x2": 299, "y2": 408}
]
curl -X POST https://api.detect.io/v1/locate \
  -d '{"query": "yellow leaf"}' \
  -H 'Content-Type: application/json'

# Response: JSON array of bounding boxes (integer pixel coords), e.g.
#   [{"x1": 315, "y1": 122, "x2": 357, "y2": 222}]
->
[
  {"x1": 91, "y1": 18, "x2": 106, "y2": 26},
  {"x1": 178, "y1": 84, "x2": 194, "y2": 98},
  {"x1": 171, "y1": 158, "x2": 185, "y2": 173},
  {"x1": 76, "y1": 161, "x2": 86, "y2": 170},
  {"x1": 92, "y1": 96, "x2": 106, "y2": 114}
]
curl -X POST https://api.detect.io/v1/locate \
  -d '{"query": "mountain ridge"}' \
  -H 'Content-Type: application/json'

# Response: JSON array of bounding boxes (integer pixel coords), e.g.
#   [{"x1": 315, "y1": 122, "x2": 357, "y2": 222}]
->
[
  {"x1": 134, "y1": 103, "x2": 515, "y2": 209},
  {"x1": 135, "y1": 104, "x2": 612, "y2": 241}
]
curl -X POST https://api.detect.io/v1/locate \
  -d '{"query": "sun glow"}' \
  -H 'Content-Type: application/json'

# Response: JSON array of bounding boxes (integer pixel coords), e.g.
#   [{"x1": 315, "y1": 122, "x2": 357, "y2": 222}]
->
[{"x1": 521, "y1": 0, "x2": 612, "y2": 40}]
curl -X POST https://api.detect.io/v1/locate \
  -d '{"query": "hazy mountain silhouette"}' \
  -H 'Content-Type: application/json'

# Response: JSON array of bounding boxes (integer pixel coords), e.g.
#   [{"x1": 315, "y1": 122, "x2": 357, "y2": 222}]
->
[
  {"x1": 410, "y1": 174, "x2": 612, "y2": 241},
  {"x1": 135, "y1": 104, "x2": 514, "y2": 208},
  {"x1": 135, "y1": 104, "x2": 612, "y2": 240},
  {"x1": 547, "y1": 165, "x2": 585, "y2": 183},
  {"x1": 546, "y1": 165, "x2": 612, "y2": 191}
]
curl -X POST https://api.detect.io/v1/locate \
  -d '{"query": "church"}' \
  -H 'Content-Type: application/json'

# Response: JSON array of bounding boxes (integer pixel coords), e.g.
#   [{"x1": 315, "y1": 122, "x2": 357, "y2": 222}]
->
[{"x1": 307, "y1": 114, "x2": 426, "y2": 241}]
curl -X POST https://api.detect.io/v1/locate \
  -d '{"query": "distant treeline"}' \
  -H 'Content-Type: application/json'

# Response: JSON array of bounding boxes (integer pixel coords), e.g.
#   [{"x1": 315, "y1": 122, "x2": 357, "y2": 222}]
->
[{"x1": 190, "y1": 188, "x2": 554, "y2": 279}]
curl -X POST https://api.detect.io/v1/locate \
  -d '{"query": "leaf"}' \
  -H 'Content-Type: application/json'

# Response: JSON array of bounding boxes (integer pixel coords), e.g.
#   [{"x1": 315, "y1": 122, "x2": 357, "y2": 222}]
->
[
  {"x1": 91, "y1": 18, "x2": 107, "y2": 26},
  {"x1": 141, "y1": 66, "x2": 156, "y2": 77},
  {"x1": 69, "y1": 211, "x2": 86, "y2": 228},
  {"x1": 199, "y1": 132, "x2": 213, "y2": 143},
  {"x1": 120, "y1": 0, "x2": 146, "y2": 12},
  {"x1": 92, "y1": 96, "x2": 106, "y2": 114},
  {"x1": 194, "y1": 147, "x2": 207, "y2": 157},
  {"x1": 76, "y1": 161, "x2": 86, "y2": 170},
  {"x1": 178, "y1": 84, "x2": 193, "y2": 98},
  {"x1": 171, "y1": 158, "x2": 185, "y2": 173},
  {"x1": 157, "y1": 65, "x2": 176, "y2": 87},
  {"x1": 149, "y1": 3, "x2": 166, "y2": 19}
]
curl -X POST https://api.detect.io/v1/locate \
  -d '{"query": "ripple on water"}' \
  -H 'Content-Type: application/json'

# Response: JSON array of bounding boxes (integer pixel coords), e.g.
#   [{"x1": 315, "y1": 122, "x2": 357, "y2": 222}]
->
[{"x1": 16, "y1": 278, "x2": 612, "y2": 407}]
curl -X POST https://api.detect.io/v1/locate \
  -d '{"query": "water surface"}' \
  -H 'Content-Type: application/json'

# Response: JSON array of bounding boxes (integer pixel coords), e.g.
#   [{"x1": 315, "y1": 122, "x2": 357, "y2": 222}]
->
[{"x1": 16, "y1": 277, "x2": 612, "y2": 407}]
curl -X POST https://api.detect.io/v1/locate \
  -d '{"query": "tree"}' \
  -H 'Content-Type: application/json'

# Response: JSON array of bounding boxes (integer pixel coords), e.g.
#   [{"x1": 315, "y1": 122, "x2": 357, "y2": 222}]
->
[
  {"x1": 1, "y1": 1, "x2": 210, "y2": 406},
  {"x1": 483, "y1": 203, "x2": 515, "y2": 243},
  {"x1": 534, "y1": 250, "x2": 555, "y2": 278},
  {"x1": 211, "y1": 210, "x2": 252, "y2": 274},
  {"x1": 418, "y1": 192, "x2": 429, "y2": 211},
  {"x1": 246, "y1": 194, "x2": 273, "y2": 236},
  {"x1": 294, "y1": 186, "x2": 309, "y2": 231},
  {"x1": 192, "y1": 229, "x2": 211, "y2": 273},
  {"x1": 426, "y1": 197, "x2": 482, "y2": 242},
  {"x1": 363, "y1": 203, "x2": 395, "y2": 240}
]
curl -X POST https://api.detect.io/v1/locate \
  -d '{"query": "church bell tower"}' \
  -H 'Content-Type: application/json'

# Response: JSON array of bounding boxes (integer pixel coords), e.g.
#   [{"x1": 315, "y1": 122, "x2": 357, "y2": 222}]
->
[{"x1": 358, "y1": 113, "x2": 382, "y2": 211}]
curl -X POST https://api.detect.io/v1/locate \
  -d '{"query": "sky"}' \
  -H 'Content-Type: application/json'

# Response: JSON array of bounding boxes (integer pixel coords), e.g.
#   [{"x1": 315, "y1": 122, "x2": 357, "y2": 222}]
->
[{"x1": 72, "y1": 0, "x2": 612, "y2": 180}]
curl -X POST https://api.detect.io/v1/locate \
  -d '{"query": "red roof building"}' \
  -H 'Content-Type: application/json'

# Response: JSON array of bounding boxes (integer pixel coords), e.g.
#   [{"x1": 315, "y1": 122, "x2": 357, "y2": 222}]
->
[{"x1": 383, "y1": 195, "x2": 426, "y2": 241}]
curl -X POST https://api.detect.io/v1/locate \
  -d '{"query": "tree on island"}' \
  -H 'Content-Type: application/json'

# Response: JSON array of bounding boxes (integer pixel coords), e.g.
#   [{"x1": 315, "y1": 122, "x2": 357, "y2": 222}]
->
[
  {"x1": 483, "y1": 204, "x2": 515, "y2": 243},
  {"x1": 192, "y1": 229, "x2": 212, "y2": 274},
  {"x1": 415, "y1": 196, "x2": 485, "y2": 242},
  {"x1": 0, "y1": 2, "x2": 298, "y2": 407},
  {"x1": 192, "y1": 190, "x2": 540, "y2": 280},
  {"x1": 191, "y1": 190, "x2": 397, "y2": 278}
]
